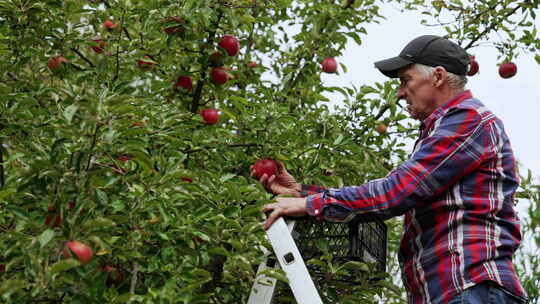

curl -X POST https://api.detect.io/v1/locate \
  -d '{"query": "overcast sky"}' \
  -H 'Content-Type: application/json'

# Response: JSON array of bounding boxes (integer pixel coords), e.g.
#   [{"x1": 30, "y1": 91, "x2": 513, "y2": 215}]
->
[{"x1": 321, "y1": 4, "x2": 540, "y2": 180}]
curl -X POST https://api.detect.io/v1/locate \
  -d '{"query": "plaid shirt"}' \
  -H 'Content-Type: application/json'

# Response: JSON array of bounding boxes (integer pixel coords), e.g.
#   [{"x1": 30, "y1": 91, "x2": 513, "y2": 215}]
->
[{"x1": 305, "y1": 90, "x2": 527, "y2": 303}]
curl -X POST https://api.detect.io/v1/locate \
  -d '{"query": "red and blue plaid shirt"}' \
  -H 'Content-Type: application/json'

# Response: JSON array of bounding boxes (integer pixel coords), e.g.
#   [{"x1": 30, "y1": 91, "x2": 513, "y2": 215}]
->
[{"x1": 304, "y1": 90, "x2": 527, "y2": 303}]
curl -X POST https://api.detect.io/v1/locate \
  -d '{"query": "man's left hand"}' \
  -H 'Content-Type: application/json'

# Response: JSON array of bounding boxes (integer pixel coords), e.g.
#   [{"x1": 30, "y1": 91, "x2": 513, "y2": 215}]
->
[{"x1": 262, "y1": 197, "x2": 307, "y2": 230}]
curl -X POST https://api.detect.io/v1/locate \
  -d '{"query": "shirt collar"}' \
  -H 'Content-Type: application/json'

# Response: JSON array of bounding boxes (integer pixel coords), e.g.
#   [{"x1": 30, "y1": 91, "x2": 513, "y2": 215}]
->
[{"x1": 420, "y1": 90, "x2": 473, "y2": 131}]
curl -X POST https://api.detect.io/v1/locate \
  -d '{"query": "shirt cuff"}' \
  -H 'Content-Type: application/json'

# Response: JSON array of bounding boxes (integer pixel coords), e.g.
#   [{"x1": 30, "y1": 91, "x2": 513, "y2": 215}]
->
[
  {"x1": 300, "y1": 184, "x2": 326, "y2": 197},
  {"x1": 306, "y1": 192, "x2": 324, "y2": 220}
]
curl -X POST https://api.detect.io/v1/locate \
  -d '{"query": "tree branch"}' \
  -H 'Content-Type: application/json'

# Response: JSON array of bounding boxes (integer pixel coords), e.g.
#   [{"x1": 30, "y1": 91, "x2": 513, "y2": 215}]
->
[
  {"x1": 130, "y1": 262, "x2": 139, "y2": 295},
  {"x1": 113, "y1": 9, "x2": 127, "y2": 82},
  {"x1": 463, "y1": 4, "x2": 521, "y2": 50},
  {"x1": 0, "y1": 146, "x2": 4, "y2": 188},
  {"x1": 86, "y1": 125, "x2": 101, "y2": 171},
  {"x1": 190, "y1": 10, "x2": 224, "y2": 114},
  {"x1": 70, "y1": 47, "x2": 95, "y2": 68}
]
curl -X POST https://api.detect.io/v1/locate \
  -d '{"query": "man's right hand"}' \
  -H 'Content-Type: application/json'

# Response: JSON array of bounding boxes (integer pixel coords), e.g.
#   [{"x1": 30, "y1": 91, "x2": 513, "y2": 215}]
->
[{"x1": 251, "y1": 161, "x2": 301, "y2": 197}]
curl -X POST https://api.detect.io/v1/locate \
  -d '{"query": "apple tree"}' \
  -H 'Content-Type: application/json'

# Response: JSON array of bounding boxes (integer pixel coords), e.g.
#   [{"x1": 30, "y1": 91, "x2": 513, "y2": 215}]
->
[{"x1": 0, "y1": 0, "x2": 539, "y2": 303}]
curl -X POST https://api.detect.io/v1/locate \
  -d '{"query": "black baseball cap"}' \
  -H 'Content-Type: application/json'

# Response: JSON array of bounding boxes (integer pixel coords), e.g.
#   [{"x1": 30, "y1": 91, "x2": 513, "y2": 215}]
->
[{"x1": 374, "y1": 35, "x2": 469, "y2": 78}]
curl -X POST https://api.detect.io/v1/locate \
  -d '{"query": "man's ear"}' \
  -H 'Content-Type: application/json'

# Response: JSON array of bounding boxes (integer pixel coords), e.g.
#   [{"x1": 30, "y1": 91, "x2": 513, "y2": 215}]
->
[{"x1": 433, "y1": 66, "x2": 447, "y2": 87}]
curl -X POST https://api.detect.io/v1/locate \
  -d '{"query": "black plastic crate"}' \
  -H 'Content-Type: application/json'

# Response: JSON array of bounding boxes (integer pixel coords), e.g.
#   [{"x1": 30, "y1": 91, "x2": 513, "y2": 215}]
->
[
  {"x1": 268, "y1": 217, "x2": 387, "y2": 303},
  {"x1": 291, "y1": 216, "x2": 387, "y2": 274}
]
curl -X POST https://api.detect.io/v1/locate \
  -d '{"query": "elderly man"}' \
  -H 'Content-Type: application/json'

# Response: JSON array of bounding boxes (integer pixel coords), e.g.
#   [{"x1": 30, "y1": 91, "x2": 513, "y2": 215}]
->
[{"x1": 256, "y1": 35, "x2": 528, "y2": 304}]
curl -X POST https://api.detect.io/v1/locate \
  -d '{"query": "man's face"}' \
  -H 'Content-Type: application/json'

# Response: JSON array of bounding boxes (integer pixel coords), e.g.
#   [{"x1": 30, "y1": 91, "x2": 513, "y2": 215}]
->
[{"x1": 397, "y1": 65, "x2": 437, "y2": 121}]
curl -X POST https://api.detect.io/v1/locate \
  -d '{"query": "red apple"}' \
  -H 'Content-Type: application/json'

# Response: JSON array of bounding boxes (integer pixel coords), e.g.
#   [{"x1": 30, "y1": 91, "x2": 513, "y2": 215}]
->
[
  {"x1": 45, "y1": 214, "x2": 61, "y2": 228},
  {"x1": 102, "y1": 266, "x2": 125, "y2": 287},
  {"x1": 209, "y1": 51, "x2": 223, "y2": 66},
  {"x1": 322, "y1": 57, "x2": 337, "y2": 73},
  {"x1": 63, "y1": 241, "x2": 93, "y2": 265},
  {"x1": 103, "y1": 20, "x2": 116, "y2": 29},
  {"x1": 48, "y1": 55, "x2": 68, "y2": 71},
  {"x1": 218, "y1": 35, "x2": 240, "y2": 56},
  {"x1": 211, "y1": 67, "x2": 229, "y2": 85},
  {"x1": 174, "y1": 75, "x2": 193, "y2": 92},
  {"x1": 137, "y1": 56, "x2": 154, "y2": 70},
  {"x1": 499, "y1": 62, "x2": 517, "y2": 79},
  {"x1": 376, "y1": 124, "x2": 387, "y2": 134},
  {"x1": 91, "y1": 39, "x2": 107, "y2": 54},
  {"x1": 247, "y1": 61, "x2": 258, "y2": 68},
  {"x1": 467, "y1": 56, "x2": 479, "y2": 76},
  {"x1": 117, "y1": 155, "x2": 130, "y2": 162},
  {"x1": 200, "y1": 108, "x2": 220, "y2": 124},
  {"x1": 164, "y1": 16, "x2": 185, "y2": 35},
  {"x1": 165, "y1": 16, "x2": 185, "y2": 24},
  {"x1": 253, "y1": 158, "x2": 278, "y2": 179}
]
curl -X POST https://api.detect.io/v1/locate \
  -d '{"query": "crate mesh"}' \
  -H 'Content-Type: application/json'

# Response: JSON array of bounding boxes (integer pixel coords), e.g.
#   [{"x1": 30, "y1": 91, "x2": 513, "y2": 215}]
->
[{"x1": 292, "y1": 217, "x2": 387, "y2": 273}]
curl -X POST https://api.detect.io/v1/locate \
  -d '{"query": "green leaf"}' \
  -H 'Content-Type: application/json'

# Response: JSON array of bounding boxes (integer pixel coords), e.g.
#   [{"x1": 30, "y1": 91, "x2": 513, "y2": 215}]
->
[
  {"x1": 220, "y1": 173, "x2": 236, "y2": 183},
  {"x1": 192, "y1": 231, "x2": 210, "y2": 242},
  {"x1": 38, "y1": 229, "x2": 55, "y2": 248},
  {"x1": 333, "y1": 134, "x2": 344, "y2": 145},
  {"x1": 49, "y1": 259, "x2": 80, "y2": 274},
  {"x1": 63, "y1": 104, "x2": 79, "y2": 123},
  {"x1": 83, "y1": 217, "x2": 117, "y2": 229},
  {"x1": 341, "y1": 260, "x2": 369, "y2": 272},
  {"x1": 0, "y1": 188, "x2": 16, "y2": 200}
]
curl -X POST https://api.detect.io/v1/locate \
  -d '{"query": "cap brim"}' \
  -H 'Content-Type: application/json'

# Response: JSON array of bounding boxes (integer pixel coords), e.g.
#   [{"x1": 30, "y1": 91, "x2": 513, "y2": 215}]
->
[{"x1": 374, "y1": 56, "x2": 413, "y2": 78}]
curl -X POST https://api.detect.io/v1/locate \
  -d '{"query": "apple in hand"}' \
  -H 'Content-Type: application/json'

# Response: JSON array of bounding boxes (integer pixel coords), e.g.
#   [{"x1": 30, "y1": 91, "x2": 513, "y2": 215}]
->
[
  {"x1": 201, "y1": 108, "x2": 220, "y2": 124},
  {"x1": 63, "y1": 241, "x2": 93, "y2": 265},
  {"x1": 322, "y1": 57, "x2": 337, "y2": 73},
  {"x1": 218, "y1": 35, "x2": 240, "y2": 56},
  {"x1": 174, "y1": 76, "x2": 193, "y2": 92},
  {"x1": 467, "y1": 56, "x2": 479, "y2": 76},
  {"x1": 253, "y1": 158, "x2": 278, "y2": 179},
  {"x1": 499, "y1": 62, "x2": 517, "y2": 79},
  {"x1": 211, "y1": 67, "x2": 229, "y2": 85},
  {"x1": 48, "y1": 55, "x2": 68, "y2": 71}
]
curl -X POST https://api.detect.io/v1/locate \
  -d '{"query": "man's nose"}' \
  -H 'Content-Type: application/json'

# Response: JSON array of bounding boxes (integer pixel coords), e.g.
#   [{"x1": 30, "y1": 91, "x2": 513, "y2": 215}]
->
[{"x1": 396, "y1": 87, "x2": 406, "y2": 100}]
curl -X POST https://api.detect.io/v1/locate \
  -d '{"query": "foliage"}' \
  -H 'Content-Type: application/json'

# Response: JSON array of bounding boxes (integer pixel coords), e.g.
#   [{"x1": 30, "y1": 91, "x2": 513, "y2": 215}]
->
[{"x1": 0, "y1": 0, "x2": 539, "y2": 303}]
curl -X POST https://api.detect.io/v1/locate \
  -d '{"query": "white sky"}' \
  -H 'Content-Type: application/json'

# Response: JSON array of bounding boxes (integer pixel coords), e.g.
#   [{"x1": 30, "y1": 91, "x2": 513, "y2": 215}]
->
[{"x1": 322, "y1": 4, "x2": 540, "y2": 179}]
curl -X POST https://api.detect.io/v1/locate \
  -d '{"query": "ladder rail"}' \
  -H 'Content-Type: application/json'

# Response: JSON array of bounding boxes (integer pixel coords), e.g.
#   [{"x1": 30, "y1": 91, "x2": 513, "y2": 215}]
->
[{"x1": 248, "y1": 218, "x2": 323, "y2": 304}]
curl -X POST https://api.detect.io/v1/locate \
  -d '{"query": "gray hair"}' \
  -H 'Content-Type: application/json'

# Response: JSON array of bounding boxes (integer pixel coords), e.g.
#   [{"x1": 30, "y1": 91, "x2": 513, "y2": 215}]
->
[{"x1": 412, "y1": 63, "x2": 467, "y2": 89}]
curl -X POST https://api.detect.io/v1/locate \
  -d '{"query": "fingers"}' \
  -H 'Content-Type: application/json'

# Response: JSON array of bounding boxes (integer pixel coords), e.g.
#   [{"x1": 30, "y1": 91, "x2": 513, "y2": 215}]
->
[
  {"x1": 262, "y1": 203, "x2": 276, "y2": 213},
  {"x1": 262, "y1": 203, "x2": 280, "y2": 230},
  {"x1": 264, "y1": 209, "x2": 280, "y2": 230}
]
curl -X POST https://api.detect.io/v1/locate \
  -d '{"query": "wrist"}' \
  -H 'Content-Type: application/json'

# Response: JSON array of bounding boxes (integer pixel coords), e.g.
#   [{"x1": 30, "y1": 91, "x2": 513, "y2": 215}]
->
[{"x1": 292, "y1": 183, "x2": 302, "y2": 197}]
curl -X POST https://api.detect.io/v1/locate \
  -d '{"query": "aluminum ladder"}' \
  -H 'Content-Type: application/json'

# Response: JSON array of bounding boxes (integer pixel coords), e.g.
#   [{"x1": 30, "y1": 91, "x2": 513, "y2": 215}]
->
[{"x1": 247, "y1": 217, "x2": 323, "y2": 304}]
